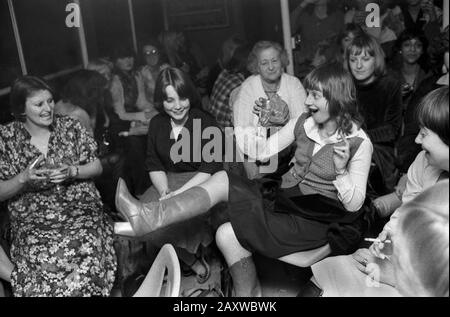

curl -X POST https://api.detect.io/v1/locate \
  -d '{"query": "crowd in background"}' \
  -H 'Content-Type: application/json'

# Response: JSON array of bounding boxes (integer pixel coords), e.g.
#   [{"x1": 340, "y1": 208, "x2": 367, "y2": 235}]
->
[{"x1": 0, "y1": 0, "x2": 448, "y2": 297}]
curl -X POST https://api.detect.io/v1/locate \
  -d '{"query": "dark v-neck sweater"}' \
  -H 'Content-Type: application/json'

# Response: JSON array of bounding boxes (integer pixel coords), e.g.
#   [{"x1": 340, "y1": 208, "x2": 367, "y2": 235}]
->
[
  {"x1": 145, "y1": 108, "x2": 224, "y2": 174},
  {"x1": 355, "y1": 74, "x2": 403, "y2": 147}
]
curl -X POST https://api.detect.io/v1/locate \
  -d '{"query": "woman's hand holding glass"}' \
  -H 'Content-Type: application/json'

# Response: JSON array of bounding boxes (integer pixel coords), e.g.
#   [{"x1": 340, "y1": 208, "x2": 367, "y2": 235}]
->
[
  {"x1": 18, "y1": 155, "x2": 46, "y2": 185},
  {"x1": 253, "y1": 96, "x2": 289, "y2": 128},
  {"x1": 253, "y1": 98, "x2": 271, "y2": 127},
  {"x1": 39, "y1": 157, "x2": 74, "y2": 190}
]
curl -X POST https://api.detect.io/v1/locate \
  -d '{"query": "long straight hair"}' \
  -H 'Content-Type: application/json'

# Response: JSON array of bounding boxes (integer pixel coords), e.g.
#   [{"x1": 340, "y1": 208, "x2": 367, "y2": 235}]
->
[{"x1": 153, "y1": 67, "x2": 201, "y2": 112}]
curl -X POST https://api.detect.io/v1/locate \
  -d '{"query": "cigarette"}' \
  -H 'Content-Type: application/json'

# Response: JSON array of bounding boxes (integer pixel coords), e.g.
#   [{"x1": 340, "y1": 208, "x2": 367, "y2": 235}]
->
[
  {"x1": 364, "y1": 238, "x2": 392, "y2": 244},
  {"x1": 29, "y1": 156, "x2": 42, "y2": 169}
]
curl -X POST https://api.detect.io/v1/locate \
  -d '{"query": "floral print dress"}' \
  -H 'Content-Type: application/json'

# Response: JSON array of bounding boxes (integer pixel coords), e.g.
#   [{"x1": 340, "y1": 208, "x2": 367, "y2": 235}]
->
[{"x1": 0, "y1": 116, "x2": 117, "y2": 296}]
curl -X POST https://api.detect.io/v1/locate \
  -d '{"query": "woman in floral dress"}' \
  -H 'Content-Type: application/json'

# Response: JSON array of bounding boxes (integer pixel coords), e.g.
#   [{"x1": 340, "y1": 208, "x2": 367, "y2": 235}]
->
[{"x1": 0, "y1": 76, "x2": 116, "y2": 296}]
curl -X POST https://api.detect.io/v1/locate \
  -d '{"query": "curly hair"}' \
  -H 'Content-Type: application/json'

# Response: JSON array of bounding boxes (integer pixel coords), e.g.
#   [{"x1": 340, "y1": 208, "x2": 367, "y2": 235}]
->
[
  {"x1": 247, "y1": 41, "x2": 289, "y2": 75},
  {"x1": 394, "y1": 28, "x2": 430, "y2": 70}
]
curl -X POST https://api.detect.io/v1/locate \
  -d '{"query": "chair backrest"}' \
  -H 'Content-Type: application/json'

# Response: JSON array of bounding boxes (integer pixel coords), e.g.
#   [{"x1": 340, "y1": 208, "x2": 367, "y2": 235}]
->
[
  {"x1": 278, "y1": 244, "x2": 331, "y2": 268},
  {"x1": 133, "y1": 244, "x2": 181, "y2": 297}
]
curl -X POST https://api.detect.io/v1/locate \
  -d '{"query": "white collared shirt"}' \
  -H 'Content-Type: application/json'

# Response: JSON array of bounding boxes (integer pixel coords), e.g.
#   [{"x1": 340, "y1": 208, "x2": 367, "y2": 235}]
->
[
  {"x1": 236, "y1": 115, "x2": 373, "y2": 211},
  {"x1": 384, "y1": 151, "x2": 447, "y2": 233}
]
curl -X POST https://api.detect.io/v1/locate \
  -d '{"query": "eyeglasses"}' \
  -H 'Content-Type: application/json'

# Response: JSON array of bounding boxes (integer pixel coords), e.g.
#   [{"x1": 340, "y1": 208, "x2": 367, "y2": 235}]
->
[{"x1": 144, "y1": 49, "x2": 159, "y2": 56}]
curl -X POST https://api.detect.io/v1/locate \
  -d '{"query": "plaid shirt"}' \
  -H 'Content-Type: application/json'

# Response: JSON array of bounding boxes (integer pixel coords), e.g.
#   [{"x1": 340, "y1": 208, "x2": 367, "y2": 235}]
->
[{"x1": 209, "y1": 69, "x2": 245, "y2": 128}]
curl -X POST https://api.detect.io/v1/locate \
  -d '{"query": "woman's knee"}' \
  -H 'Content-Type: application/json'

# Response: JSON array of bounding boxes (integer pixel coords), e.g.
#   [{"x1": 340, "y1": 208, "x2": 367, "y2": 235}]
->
[
  {"x1": 215, "y1": 222, "x2": 235, "y2": 251},
  {"x1": 212, "y1": 170, "x2": 228, "y2": 184}
]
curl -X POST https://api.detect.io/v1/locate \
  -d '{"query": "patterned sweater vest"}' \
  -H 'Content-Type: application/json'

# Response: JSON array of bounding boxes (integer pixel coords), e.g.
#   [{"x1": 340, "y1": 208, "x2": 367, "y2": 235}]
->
[{"x1": 281, "y1": 113, "x2": 364, "y2": 201}]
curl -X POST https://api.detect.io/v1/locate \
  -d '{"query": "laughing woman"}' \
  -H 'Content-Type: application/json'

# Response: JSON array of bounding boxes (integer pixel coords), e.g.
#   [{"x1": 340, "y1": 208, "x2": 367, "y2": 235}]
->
[
  {"x1": 0, "y1": 76, "x2": 116, "y2": 296},
  {"x1": 115, "y1": 63, "x2": 373, "y2": 296}
]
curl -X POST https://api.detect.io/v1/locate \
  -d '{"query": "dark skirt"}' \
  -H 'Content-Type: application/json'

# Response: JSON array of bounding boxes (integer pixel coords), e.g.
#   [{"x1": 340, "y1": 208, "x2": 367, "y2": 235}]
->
[{"x1": 226, "y1": 172, "x2": 366, "y2": 258}]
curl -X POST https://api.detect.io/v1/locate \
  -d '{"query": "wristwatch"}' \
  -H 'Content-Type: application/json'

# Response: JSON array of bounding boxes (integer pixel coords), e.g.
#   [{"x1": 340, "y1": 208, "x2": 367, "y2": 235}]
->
[{"x1": 70, "y1": 166, "x2": 79, "y2": 178}]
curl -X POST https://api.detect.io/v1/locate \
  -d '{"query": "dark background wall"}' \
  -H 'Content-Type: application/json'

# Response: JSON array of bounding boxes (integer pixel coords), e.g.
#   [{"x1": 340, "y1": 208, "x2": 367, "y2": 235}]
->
[{"x1": 0, "y1": 0, "x2": 287, "y2": 124}]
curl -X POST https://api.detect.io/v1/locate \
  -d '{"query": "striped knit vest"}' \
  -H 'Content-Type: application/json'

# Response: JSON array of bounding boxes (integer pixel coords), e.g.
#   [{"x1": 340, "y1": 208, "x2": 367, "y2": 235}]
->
[{"x1": 281, "y1": 113, "x2": 364, "y2": 201}]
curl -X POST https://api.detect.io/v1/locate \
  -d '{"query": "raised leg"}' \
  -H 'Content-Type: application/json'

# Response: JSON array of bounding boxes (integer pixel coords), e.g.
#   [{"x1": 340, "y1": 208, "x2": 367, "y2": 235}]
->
[{"x1": 115, "y1": 171, "x2": 231, "y2": 236}]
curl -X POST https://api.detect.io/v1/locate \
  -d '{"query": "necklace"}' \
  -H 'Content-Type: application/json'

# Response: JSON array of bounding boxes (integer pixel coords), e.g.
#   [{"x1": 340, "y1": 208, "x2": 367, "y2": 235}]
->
[{"x1": 261, "y1": 80, "x2": 280, "y2": 99}]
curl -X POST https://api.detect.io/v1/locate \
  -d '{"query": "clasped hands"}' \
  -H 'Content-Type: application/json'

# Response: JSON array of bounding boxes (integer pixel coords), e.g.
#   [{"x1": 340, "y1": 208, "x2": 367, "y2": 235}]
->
[{"x1": 19, "y1": 155, "x2": 77, "y2": 185}]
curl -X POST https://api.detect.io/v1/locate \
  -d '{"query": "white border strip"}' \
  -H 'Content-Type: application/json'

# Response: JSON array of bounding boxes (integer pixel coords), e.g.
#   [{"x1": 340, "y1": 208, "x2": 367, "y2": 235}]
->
[{"x1": 7, "y1": 0, "x2": 27, "y2": 75}]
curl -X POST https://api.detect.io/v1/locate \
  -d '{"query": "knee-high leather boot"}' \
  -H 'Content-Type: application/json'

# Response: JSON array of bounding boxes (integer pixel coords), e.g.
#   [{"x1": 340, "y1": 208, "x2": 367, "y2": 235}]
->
[
  {"x1": 115, "y1": 178, "x2": 212, "y2": 237},
  {"x1": 228, "y1": 256, "x2": 261, "y2": 297}
]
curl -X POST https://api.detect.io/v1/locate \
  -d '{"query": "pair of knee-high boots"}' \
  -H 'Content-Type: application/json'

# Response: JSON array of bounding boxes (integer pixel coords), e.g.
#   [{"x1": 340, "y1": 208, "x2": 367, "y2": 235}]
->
[{"x1": 114, "y1": 178, "x2": 261, "y2": 297}]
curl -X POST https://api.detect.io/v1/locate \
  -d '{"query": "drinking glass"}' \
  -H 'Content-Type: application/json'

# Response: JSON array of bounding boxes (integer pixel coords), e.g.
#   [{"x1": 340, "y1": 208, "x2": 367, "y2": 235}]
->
[
  {"x1": 259, "y1": 99, "x2": 271, "y2": 127},
  {"x1": 44, "y1": 156, "x2": 65, "y2": 192}
]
